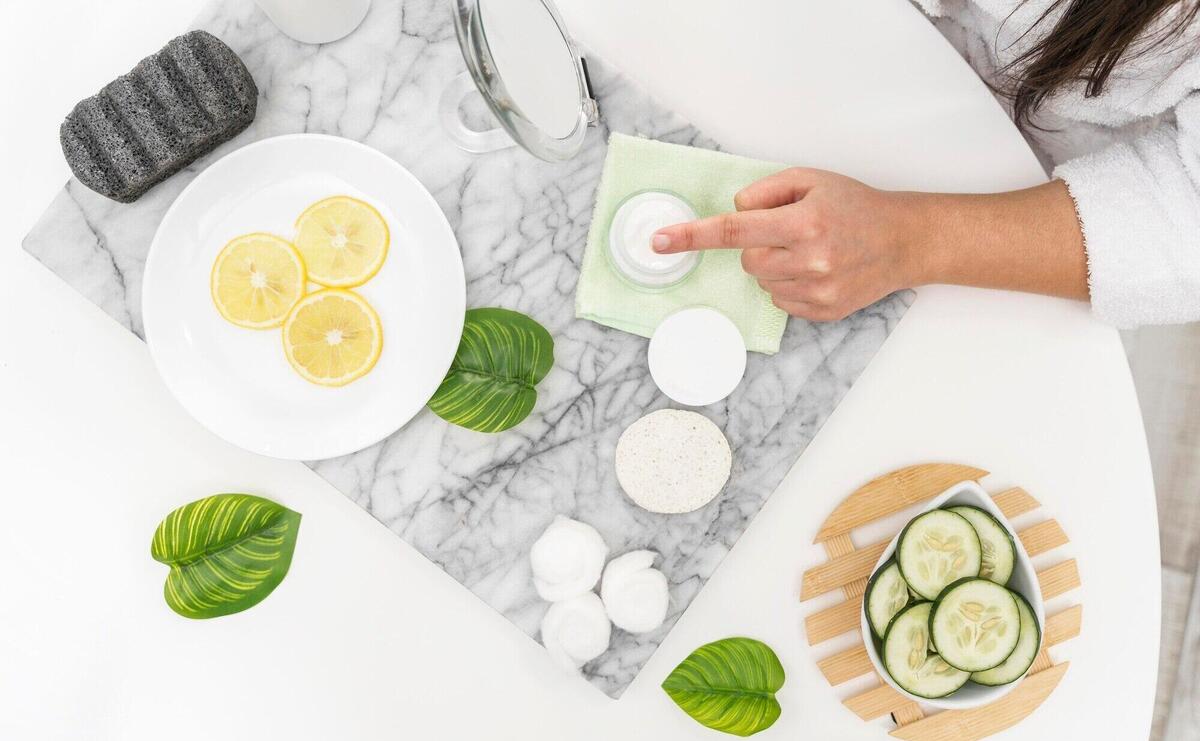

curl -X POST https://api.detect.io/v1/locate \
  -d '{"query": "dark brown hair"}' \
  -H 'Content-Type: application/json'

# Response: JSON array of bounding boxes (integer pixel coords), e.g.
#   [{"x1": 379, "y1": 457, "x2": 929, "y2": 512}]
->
[{"x1": 999, "y1": 0, "x2": 1200, "y2": 129}]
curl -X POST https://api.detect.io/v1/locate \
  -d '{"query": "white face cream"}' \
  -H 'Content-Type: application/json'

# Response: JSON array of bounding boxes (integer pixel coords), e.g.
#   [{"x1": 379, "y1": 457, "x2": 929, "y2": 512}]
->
[{"x1": 607, "y1": 191, "x2": 700, "y2": 288}]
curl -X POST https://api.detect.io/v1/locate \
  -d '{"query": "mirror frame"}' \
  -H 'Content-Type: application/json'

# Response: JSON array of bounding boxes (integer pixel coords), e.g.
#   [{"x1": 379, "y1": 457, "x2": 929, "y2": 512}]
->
[{"x1": 451, "y1": 0, "x2": 598, "y2": 162}]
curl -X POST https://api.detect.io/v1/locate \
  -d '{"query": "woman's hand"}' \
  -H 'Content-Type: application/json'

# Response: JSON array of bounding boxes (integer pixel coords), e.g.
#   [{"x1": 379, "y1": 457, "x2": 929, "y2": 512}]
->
[
  {"x1": 650, "y1": 168, "x2": 918, "y2": 321},
  {"x1": 650, "y1": 168, "x2": 1089, "y2": 321}
]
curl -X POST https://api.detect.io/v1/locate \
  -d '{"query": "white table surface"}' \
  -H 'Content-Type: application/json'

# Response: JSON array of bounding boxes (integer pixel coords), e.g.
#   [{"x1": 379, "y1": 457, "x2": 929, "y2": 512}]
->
[{"x1": 0, "y1": 0, "x2": 1159, "y2": 739}]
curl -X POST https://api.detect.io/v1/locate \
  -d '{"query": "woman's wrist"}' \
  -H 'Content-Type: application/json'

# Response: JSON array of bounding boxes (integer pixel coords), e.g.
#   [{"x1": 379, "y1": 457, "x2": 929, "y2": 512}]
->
[
  {"x1": 882, "y1": 190, "x2": 952, "y2": 289},
  {"x1": 882, "y1": 182, "x2": 1089, "y2": 300}
]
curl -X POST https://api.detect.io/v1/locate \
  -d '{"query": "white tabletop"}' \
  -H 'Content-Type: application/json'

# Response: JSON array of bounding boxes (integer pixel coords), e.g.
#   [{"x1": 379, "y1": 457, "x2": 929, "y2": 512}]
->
[{"x1": 0, "y1": 0, "x2": 1158, "y2": 739}]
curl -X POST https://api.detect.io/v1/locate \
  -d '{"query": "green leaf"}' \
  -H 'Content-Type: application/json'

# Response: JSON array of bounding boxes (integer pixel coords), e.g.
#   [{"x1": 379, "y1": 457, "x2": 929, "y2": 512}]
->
[
  {"x1": 428, "y1": 307, "x2": 554, "y2": 433},
  {"x1": 150, "y1": 493, "x2": 301, "y2": 619},
  {"x1": 661, "y1": 637, "x2": 786, "y2": 737}
]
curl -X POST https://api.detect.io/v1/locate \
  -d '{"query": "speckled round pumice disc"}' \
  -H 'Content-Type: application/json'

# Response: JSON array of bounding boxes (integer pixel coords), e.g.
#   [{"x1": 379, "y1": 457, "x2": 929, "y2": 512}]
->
[{"x1": 614, "y1": 409, "x2": 732, "y2": 514}]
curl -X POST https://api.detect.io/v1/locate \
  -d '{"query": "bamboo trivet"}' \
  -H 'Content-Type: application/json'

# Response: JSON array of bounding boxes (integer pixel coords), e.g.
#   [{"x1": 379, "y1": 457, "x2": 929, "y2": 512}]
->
[{"x1": 800, "y1": 463, "x2": 1081, "y2": 739}]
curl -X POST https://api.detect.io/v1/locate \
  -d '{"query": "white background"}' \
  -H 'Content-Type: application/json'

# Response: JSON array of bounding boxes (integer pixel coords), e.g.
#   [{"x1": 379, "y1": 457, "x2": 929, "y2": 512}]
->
[{"x1": 0, "y1": 0, "x2": 1159, "y2": 739}]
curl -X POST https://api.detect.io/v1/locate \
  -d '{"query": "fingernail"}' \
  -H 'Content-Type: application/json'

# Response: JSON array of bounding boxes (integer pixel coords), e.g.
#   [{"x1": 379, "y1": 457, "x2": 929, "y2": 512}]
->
[{"x1": 652, "y1": 233, "x2": 671, "y2": 252}]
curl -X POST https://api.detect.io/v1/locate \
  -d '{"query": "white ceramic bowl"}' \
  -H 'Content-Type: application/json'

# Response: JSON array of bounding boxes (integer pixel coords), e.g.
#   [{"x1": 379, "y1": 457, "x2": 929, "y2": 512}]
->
[{"x1": 860, "y1": 480, "x2": 1045, "y2": 710}]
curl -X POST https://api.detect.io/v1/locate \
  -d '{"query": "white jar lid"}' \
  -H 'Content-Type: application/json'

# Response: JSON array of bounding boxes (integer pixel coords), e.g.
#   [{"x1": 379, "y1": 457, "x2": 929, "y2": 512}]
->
[
  {"x1": 607, "y1": 191, "x2": 700, "y2": 288},
  {"x1": 648, "y1": 307, "x2": 747, "y2": 406}
]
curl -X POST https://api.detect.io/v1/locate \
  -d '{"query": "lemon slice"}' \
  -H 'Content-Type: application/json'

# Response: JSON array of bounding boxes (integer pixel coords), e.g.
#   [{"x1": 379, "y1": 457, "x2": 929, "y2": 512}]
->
[
  {"x1": 282, "y1": 289, "x2": 383, "y2": 386},
  {"x1": 210, "y1": 233, "x2": 306, "y2": 329},
  {"x1": 293, "y1": 195, "x2": 390, "y2": 287}
]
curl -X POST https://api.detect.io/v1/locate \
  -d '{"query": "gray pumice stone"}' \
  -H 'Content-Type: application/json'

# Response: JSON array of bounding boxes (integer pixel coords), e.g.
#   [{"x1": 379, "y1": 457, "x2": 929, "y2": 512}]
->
[{"x1": 60, "y1": 31, "x2": 257, "y2": 203}]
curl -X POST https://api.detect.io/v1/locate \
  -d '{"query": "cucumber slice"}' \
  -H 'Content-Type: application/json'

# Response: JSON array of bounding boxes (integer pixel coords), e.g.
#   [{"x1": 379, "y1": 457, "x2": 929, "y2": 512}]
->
[
  {"x1": 971, "y1": 590, "x2": 1041, "y2": 685},
  {"x1": 946, "y1": 505, "x2": 1016, "y2": 585},
  {"x1": 865, "y1": 560, "x2": 910, "y2": 640},
  {"x1": 882, "y1": 602, "x2": 969, "y2": 698},
  {"x1": 929, "y1": 578, "x2": 1020, "y2": 672},
  {"x1": 896, "y1": 510, "x2": 982, "y2": 600}
]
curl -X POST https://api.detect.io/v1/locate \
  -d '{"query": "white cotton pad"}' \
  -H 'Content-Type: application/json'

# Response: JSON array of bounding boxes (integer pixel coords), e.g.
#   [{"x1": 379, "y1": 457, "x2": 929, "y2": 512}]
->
[
  {"x1": 530, "y1": 516, "x2": 609, "y2": 602},
  {"x1": 540, "y1": 592, "x2": 612, "y2": 672},
  {"x1": 614, "y1": 409, "x2": 732, "y2": 514},
  {"x1": 648, "y1": 307, "x2": 747, "y2": 406},
  {"x1": 600, "y1": 550, "x2": 669, "y2": 634}
]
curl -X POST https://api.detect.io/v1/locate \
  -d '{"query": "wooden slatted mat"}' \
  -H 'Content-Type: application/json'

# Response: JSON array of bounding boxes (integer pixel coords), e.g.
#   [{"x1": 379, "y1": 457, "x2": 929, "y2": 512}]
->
[{"x1": 801, "y1": 463, "x2": 1082, "y2": 739}]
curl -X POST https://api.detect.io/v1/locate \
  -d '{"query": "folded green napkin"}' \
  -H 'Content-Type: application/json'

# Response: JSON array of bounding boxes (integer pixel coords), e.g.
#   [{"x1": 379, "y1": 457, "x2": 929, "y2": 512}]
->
[{"x1": 575, "y1": 133, "x2": 789, "y2": 354}]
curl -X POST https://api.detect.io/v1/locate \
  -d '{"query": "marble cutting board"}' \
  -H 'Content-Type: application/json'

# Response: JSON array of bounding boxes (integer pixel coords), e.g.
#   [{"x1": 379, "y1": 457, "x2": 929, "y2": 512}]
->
[{"x1": 23, "y1": 0, "x2": 912, "y2": 697}]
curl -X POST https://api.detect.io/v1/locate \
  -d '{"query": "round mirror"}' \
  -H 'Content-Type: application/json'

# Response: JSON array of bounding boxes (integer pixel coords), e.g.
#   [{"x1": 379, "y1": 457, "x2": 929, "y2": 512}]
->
[{"x1": 444, "y1": 0, "x2": 597, "y2": 161}]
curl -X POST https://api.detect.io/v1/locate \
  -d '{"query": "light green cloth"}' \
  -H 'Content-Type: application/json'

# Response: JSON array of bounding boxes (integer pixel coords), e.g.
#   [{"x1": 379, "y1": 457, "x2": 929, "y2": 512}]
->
[{"x1": 575, "y1": 133, "x2": 789, "y2": 354}]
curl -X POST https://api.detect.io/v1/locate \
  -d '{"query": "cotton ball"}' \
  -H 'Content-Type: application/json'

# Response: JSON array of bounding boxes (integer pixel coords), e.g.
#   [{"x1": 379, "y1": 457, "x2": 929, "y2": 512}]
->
[
  {"x1": 600, "y1": 550, "x2": 669, "y2": 633},
  {"x1": 540, "y1": 592, "x2": 612, "y2": 672},
  {"x1": 530, "y1": 516, "x2": 608, "y2": 602}
]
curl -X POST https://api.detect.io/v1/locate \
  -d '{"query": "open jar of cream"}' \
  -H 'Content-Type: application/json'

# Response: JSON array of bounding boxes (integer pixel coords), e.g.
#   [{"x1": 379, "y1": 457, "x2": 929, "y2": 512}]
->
[{"x1": 606, "y1": 190, "x2": 700, "y2": 288}]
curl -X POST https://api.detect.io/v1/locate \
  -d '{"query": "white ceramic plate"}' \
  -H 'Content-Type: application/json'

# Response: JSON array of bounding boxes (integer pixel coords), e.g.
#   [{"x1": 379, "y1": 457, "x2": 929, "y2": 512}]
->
[
  {"x1": 143, "y1": 134, "x2": 466, "y2": 460},
  {"x1": 861, "y1": 480, "x2": 1045, "y2": 710}
]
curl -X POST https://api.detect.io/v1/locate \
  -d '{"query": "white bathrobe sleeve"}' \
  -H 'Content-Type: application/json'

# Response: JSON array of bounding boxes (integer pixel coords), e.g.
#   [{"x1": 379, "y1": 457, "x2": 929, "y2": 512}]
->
[{"x1": 1054, "y1": 93, "x2": 1200, "y2": 327}]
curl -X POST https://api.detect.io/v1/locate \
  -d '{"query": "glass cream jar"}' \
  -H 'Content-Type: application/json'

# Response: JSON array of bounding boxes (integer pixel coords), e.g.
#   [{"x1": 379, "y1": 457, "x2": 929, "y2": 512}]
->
[{"x1": 606, "y1": 190, "x2": 701, "y2": 288}]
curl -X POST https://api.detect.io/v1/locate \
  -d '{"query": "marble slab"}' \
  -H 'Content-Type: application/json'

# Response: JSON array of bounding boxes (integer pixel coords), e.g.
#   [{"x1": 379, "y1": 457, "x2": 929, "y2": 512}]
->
[{"x1": 22, "y1": 0, "x2": 912, "y2": 697}]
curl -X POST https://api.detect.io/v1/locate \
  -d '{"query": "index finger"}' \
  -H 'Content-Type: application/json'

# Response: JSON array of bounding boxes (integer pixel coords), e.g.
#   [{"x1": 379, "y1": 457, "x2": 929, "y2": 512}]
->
[{"x1": 651, "y1": 209, "x2": 789, "y2": 254}]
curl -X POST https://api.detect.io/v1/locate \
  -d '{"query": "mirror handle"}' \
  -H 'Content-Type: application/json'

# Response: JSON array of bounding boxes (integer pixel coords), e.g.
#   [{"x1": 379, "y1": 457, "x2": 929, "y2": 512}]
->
[{"x1": 439, "y1": 72, "x2": 516, "y2": 153}]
